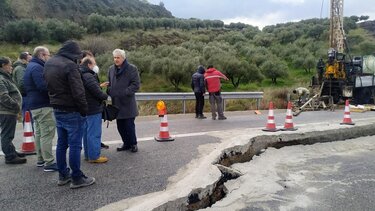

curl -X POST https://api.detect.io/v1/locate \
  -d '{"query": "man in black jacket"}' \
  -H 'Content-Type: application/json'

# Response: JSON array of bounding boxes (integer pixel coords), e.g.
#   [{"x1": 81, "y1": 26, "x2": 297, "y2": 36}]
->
[
  {"x1": 44, "y1": 40, "x2": 95, "y2": 189},
  {"x1": 191, "y1": 65, "x2": 206, "y2": 119}
]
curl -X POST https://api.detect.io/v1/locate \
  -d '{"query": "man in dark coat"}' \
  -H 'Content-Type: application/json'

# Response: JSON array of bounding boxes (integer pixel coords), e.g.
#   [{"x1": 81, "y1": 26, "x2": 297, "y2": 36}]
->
[
  {"x1": 107, "y1": 49, "x2": 140, "y2": 153},
  {"x1": 191, "y1": 65, "x2": 206, "y2": 119},
  {"x1": 24, "y1": 46, "x2": 57, "y2": 171},
  {"x1": 44, "y1": 40, "x2": 95, "y2": 189},
  {"x1": 0, "y1": 56, "x2": 27, "y2": 164}
]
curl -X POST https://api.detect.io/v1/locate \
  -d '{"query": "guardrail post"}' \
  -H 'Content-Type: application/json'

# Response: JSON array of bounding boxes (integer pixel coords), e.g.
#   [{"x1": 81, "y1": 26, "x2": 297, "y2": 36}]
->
[
  {"x1": 183, "y1": 100, "x2": 186, "y2": 114},
  {"x1": 256, "y1": 98, "x2": 260, "y2": 110}
]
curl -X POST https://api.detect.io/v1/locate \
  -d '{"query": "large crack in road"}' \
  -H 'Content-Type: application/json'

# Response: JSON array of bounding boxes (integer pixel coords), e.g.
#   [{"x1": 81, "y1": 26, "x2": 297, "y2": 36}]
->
[{"x1": 98, "y1": 121, "x2": 375, "y2": 211}]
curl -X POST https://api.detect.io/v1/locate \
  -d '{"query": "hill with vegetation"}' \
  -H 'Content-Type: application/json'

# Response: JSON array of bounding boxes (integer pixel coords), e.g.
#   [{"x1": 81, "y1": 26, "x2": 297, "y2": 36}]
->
[
  {"x1": 0, "y1": 0, "x2": 172, "y2": 25},
  {"x1": 0, "y1": 2, "x2": 374, "y2": 113}
]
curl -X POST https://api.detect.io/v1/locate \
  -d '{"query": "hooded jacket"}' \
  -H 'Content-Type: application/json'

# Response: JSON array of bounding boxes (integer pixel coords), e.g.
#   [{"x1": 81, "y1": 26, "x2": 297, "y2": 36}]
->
[
  {"x1": 0, "y1": 68, "x2": 22, "y2": 115},
  {"x1": 204, "y1": 67, "x2": 227, "y2": 93},
  {"x1": 44, "y1": 40, "x2": 88, "y2": 116},
  {"x1": 191, "y1": 66, "x2": 205, "y2": 93}
]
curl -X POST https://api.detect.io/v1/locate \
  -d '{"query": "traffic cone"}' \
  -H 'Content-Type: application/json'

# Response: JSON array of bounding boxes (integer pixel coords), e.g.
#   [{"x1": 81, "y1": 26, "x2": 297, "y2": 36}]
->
[
  {"x1": 340, "y1": 99, "x2": 355, "y2": 125},
  {"x1": 155, "y1": 114, "x2": 175, "y2": 142},
  {"x1": 262, "y1": 102, "x2": 279, "y2": 132},
  {"x1": 281, "y1": 101, "x2": 297, "y2": 131},
  {"x1": 21, "y1": 111, "x2": 36, "y2": 154}
]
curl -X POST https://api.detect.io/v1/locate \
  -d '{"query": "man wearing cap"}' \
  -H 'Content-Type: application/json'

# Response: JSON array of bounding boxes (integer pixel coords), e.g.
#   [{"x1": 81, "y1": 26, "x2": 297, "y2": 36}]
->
[{"x1": 12, "y1": 51, "x2": 32, "y2": 94}]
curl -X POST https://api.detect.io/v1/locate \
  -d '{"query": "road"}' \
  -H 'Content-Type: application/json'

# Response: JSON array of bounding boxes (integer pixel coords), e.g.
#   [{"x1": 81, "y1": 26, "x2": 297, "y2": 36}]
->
[
  {"x1": 0, "y1": 110, "x2": 374, "y2": 210},
  {"x1": 206, "y1": 135, "x2": 375, "y2": 211}
]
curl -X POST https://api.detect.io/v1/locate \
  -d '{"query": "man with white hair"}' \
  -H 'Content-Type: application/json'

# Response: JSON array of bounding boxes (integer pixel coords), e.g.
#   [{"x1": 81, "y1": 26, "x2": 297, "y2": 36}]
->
[
  {"x1": 107, "y1": 49, "x2": 140, "y2": 153},
  {"x1": 24, "y1": 46, "x2": 57, "y2": 172}
]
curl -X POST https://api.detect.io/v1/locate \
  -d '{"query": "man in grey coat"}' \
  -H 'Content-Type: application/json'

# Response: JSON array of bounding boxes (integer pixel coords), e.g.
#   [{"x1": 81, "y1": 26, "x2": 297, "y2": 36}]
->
[{"x1": 107, "y1": 49, "x2": 140, "y2": 153}]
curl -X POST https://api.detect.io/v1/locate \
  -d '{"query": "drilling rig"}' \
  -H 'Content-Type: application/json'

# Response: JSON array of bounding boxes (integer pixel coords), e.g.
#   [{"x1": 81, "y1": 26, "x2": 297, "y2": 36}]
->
[{"x1": 313, "y1": 0, "x2": 375, "y2": 105}]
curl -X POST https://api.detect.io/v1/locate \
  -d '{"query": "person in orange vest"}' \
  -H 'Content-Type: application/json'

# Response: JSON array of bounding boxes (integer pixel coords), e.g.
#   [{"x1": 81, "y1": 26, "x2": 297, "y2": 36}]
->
[{"x1": 204, "y1": 65, "x2": 229, "y2": 120}]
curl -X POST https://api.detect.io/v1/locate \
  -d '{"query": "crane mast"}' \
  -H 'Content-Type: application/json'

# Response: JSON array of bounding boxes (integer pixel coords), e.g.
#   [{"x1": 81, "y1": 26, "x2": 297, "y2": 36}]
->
[{"x1": 329, "y1": 0, "x2": 345, "y2": 53}]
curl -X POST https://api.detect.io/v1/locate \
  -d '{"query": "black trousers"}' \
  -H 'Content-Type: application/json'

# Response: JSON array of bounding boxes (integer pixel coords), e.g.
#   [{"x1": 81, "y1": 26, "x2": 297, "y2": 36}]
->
[
  {"x1": 116, "y1": 118, "x2": 137, "y2": 146},
  {"x1": 0, "y1": 114, "x2": 17, "y2": 161},
  {"x1": 194, "y1": 92, "x2": 205, "y2": 116}
]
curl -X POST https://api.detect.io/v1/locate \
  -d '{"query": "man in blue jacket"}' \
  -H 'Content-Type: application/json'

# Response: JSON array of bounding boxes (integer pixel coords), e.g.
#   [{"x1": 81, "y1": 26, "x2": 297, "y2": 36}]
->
[{"x1": 24, "y1": 46, "x2": 57, "y2": 172}]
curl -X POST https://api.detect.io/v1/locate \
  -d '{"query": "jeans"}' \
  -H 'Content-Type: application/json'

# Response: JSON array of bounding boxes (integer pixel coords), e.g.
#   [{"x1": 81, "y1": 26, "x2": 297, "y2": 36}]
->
[
  {"x1": 31, "y1": 107, "x2": 56, "y2": 165},
  {"x1": 209, "y1": 92, "x2": 224, "y2": 119},
  {"x1": 116, "y1": 118, "x2": 137, "y2": 147},
  {"x1": 54, "y1": 110, "x2": 85, "y2": 181},
  {"x1": 0, "y1": 114, "x2": 17, "y2": 161},
  {"x1": 83, "y1": 113, "x2": 102, "y2": 160},
  {"x1": 194, "y1": 92, "x2": 205, "y2": 117}
]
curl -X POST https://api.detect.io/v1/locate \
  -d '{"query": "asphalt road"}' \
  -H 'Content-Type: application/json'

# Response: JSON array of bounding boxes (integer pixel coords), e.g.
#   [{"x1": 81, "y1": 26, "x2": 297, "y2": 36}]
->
[
  {"x1": 0, "y1": 110, "x2": 374, "y2": 210},
  {"x1": 215, "y1": 136, "x2": 375, "y2": 211}
]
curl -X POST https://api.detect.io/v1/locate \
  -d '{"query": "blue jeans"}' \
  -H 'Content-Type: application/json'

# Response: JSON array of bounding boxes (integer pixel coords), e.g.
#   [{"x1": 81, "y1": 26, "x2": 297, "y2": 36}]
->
[
  {"x1": 83, "y1": 113, "x2": 102, "y2": 160},
  {"x1": 54, "y1": 110, "x2": 85, "y2": 181}
]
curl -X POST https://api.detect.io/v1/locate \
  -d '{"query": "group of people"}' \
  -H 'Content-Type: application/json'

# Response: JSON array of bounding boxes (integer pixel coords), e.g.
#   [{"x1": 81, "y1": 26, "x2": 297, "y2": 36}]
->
[
  {"x1": 0, "y1": 40, "x2": 140, "y2": 189},
  {"x1": 191, "y1": 65, "x2": 229, "y2": 120}
]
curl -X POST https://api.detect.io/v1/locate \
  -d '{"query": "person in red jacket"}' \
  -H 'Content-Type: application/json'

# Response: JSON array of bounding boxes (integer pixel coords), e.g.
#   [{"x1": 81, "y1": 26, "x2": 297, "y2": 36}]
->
[{"x1": 204, "y1": 65, "x2": 228, "y2": 120}]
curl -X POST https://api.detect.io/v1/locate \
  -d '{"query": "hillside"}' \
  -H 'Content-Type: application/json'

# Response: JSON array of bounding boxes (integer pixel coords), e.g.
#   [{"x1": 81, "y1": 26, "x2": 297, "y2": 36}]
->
[
  {"x1": 0, "y1": 0, "x2": 173, "y2": 25},
  {"x1": 359, "y1": 20, "x2": 375, "y2": 36}
]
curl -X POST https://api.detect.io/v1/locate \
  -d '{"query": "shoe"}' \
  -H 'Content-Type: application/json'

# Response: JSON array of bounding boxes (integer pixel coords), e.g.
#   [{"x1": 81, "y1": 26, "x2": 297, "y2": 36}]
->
[
  {"x1": 117, "y1": 145, "x2": 131, "y2": 151},
  {"x1": 130, "y1": 145, "x2": 138, "y2": 153},
  {"x1": 5, "y1": 156, "x2": 27, "y2": 164},
  {"x1": 16, "y1": 151, "x2": 26, "y2": 157},
  {"x1": 197, "y1": 115, "x2": 207, "y2": 119},
  {"x1": 37, "y1": 160, "x2": 45, "y2": 167},
  {"x1": 218, "y1": 116, "x2": 227, "y2": 120},
  {"x1": 70, "y1": 175, "x2": 95, "y2": 189},
  {"x1": 212, "y1": 117, "x2": 216, "y2": 120},
  {"x1": 101, "y1": 142, "x2": 109, "y2": 149},
  {"x1": 58, "y1": 175, "x2": 72, "y2": 186},
  {"x1": 88, "y1": 156, "x2": 108, "y2": 163},
  {"x1": 44, "y1": 163, "x2": 58, "y2": 172}
]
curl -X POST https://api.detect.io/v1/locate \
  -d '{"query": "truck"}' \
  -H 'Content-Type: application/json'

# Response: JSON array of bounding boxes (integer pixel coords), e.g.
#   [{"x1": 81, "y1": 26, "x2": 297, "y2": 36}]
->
[{"x1": 312, "y1": 0, "x2": 375, "y2": 105}]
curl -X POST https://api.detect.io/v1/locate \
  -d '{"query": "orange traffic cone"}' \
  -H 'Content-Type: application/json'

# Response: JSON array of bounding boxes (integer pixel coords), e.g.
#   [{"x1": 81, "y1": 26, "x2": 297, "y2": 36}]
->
[
  {"x1": 340, "y1": 99, "x2": 355, "y2": 125},
  {"x1": 21, "y1": 111, "x2": 36, "y2": 154},
  {"x1": 155, "y1": 114, "x2": 174, "y2": 142},
  {"x1": 262, "y1": 102, "x2": 279, "y2": 132},
  {"x1": 281, "y1": 101, "x2": 297, "y2": 131}
]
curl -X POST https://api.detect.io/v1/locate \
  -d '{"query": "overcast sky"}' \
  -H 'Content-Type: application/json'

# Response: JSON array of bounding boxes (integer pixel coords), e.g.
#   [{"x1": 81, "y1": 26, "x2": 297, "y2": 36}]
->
[{"x1": 148, "y1": 0, "x2": 375, "y2": 29}]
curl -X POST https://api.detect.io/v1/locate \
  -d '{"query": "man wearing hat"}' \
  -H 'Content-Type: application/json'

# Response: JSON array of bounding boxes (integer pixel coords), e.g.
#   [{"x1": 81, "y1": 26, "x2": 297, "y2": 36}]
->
[{"x1": 12, "y1": 52, "x2": 32, "y2": 95}]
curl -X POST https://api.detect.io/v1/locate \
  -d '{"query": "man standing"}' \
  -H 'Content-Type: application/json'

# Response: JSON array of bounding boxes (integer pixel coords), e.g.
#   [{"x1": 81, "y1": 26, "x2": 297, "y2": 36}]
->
[
  {"x1": 12, "y1": 52, "x2": 32, "y2": 122},
  {"x1": 12, "y1": 52, "x2": 32, "y2": 94},
  {"x1": 24, "y1": 46, "x2": 57, "y2": 172},
  {"x1": 191, "y1": 65, "x2": 206, "y2": 119},
  {"x1": 108, "y1": 49, "x2": 140, "y2": 153},
  {"x1": 0, "y1": 56, "x2": 27, "y2": 164},
  {"x1": 44, "y1": 40, "x2": 95, "y2": 189},
  {"x1": 204, "y1": 65, "x2": 228, "y2": 120}
]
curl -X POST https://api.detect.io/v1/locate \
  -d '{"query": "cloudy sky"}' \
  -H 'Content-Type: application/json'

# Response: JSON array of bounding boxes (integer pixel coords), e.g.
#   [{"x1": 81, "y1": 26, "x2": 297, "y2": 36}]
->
[{"x1": 148, "y1": 0, "x2": 375, "y2": 29}]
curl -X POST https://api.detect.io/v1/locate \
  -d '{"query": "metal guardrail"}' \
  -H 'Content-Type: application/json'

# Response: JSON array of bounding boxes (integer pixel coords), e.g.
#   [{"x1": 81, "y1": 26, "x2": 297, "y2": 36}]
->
[{"x1": 135, "y1": 92, "x2": 264, "y2": 113}]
